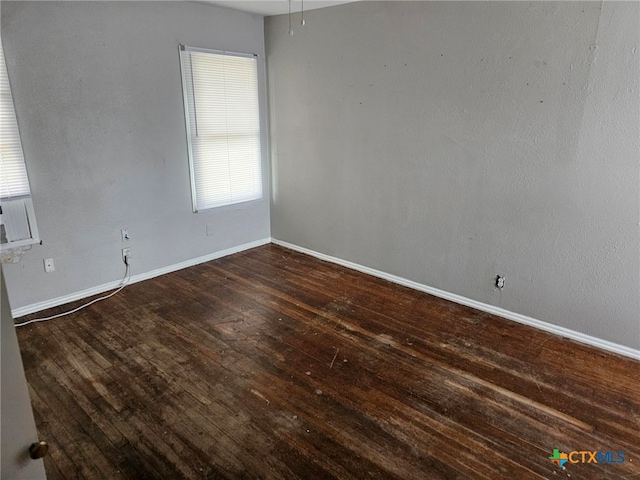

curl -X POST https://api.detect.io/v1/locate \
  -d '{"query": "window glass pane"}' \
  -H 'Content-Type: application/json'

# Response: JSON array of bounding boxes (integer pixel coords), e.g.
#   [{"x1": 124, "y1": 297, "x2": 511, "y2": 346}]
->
[{"x1": 180, "y1": 47, "x2": 262, "y2": 211}]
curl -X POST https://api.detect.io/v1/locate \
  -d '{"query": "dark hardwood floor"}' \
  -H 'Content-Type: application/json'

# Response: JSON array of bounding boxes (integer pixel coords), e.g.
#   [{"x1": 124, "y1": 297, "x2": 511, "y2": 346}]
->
[{"x1": 15, "y1": 244, "x2": 640, "y2": 479}]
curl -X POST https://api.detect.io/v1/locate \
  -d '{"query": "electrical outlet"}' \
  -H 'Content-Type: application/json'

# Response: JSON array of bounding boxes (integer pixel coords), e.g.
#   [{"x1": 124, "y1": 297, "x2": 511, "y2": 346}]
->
[
  {"x1": 206, "y1": 224, "x2": 214, "y2": 236},
  {"x1": 495, "y1": 275, "x2": 505, "y2": 289},
  {"x1": 43, "y1": 258, "x2": 55, "y2": 273},
  {"x1": 121, "y1": 228, "x2": 130, "y2": 242},
  {"x1": 122, "y1": 248, "x2": 132, "y2": 263}
]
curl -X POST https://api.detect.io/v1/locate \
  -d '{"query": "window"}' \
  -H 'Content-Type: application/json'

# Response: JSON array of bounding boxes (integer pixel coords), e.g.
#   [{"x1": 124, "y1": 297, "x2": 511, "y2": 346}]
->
[
  {"x1": 179, "y1": 45, "x2": 263, "y2": 212},
  {"x1": 0, "y1": 42, "x2": 39, "y2": 249}
]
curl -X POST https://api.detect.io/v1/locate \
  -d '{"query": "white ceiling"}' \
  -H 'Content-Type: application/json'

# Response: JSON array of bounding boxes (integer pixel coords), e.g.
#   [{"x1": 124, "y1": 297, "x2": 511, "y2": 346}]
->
[{"x1": 205, "y1": 0, "x2": 358, "y2": 17}]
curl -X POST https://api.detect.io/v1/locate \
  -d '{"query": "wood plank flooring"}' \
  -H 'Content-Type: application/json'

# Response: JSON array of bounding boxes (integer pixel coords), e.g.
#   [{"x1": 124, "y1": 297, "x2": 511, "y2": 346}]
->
[{"x1": 15, "y1": 244, "x2": 640, "y2": 479}]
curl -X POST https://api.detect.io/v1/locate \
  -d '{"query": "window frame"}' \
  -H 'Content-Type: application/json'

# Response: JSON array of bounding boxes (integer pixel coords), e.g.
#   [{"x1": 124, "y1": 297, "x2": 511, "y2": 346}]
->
[
  {"x1": 178, "y1": 44, "x2": 263, "y2": 213},
  {"x1": 0, "y1": 42, "x2": 39, "y2": 251}
]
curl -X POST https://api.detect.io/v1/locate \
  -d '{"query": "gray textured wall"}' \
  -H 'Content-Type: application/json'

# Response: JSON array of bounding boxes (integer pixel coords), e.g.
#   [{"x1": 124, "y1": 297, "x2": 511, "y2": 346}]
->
[
  {"x1": 2, "y1": 2, "x2": 270, "y2": 309},
  {"x1": 266, "y1": 2, "x2": 640, "y2": 349}
]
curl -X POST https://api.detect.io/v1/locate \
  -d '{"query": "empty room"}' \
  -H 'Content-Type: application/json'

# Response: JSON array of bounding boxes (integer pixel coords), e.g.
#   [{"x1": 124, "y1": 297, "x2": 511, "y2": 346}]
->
[{"x1": 1, "y1": 1, "x2": 639, "y2": 479}]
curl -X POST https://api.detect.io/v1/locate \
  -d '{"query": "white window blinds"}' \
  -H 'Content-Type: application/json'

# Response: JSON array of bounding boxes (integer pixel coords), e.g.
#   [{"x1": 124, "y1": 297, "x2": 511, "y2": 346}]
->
[
  {"x1": 179, "y1": 46, "x2": 262, "y2": 211},
  {"x1": 0, "y1": 43, "x2": 31, "y2": 200}
]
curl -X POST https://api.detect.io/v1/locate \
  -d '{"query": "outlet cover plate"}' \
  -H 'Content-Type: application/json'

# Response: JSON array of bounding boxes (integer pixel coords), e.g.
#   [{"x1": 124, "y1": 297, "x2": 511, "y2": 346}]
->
[{"x1": 44, "y1": 258, "x2": 55, "y2": 273}]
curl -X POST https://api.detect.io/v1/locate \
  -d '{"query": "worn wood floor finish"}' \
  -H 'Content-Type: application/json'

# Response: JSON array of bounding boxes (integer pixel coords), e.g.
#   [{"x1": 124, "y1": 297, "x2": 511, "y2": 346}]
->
[{"x1": 16, "y1": 244, "x2": 640, "y2": 480}]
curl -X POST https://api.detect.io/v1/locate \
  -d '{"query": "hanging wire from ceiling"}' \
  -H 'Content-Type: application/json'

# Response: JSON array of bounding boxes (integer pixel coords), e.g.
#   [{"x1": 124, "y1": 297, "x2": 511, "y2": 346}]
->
[
  {"x1": 301, "y1": 0, "x2": 306, "y2": 26},
  {"x1": 288, "y1": 0, "x2": 294, "y2": 36}
]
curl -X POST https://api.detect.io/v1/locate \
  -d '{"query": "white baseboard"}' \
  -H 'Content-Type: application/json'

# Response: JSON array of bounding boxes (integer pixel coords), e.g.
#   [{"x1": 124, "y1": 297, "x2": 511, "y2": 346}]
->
[
  {"x1": 15, "y1": 236, "x2": 638, "y2": 361},
  {"x1": 272, "y1": 238, "x2": 640, "y2": 361},
  {"x1": 12, "y1": 237, "x2": 271, "y2": 319}
]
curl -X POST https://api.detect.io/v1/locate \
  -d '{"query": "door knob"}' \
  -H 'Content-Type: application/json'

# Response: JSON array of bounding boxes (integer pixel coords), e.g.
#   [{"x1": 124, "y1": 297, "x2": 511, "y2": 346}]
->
[{"x1": 29, "y1": 441, "x2": 48, "y2": 459}]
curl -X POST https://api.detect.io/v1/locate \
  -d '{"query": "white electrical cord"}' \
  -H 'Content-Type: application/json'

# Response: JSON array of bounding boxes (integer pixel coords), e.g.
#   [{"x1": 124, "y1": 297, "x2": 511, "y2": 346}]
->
[{"x1": 14, "y1": 259, "x2": 131, "y2": 328}]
